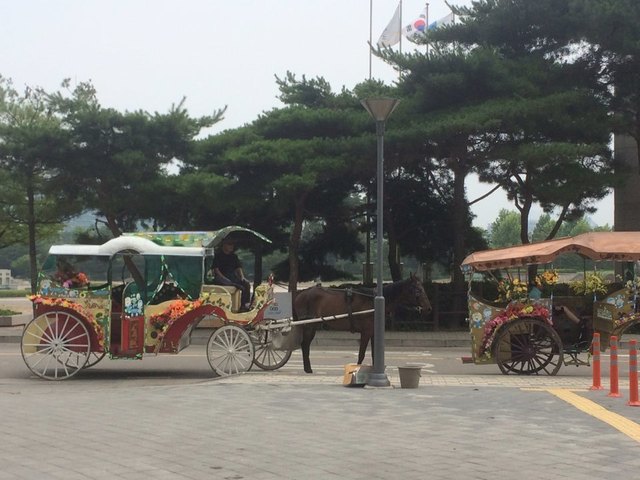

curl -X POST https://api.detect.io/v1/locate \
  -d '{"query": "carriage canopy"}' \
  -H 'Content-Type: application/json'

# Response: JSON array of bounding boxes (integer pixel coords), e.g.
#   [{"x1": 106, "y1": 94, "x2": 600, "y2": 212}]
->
[
  {"x1": 43, "y1": 227, "x2": 272, "y2": 301},
  {"x1": 461, "y1": 231, "x2": 640, "y2": 273},
  {"x1": 124, "y1": 226, "x2": 272, "y2": 249}
]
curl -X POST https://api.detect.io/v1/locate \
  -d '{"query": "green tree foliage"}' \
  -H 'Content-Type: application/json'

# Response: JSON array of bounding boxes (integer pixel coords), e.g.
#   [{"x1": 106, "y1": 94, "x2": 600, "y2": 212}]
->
[
  {"x1": 48, "y1": 79, "x2": 224, "y2": 236},
  {"x1": 0, "y1": 170, "x2": 29, "y2": 249},
  {"x1": 488, "y1": 209, "x2": 521, "y2": 248},
  {"x1": 422, "y1": 1, "x2": 617, "y2": 244},
  {"x1": 568, "y1": 0, "x2": 640, "y2": 171},
  {"x1": 531, "y1": 213, "x2": 555, "y2": 243},
  {"x1": 380, "y1": 47, "x2": 535, "y2": 309},
  {"x1": 0, "y1": 76, "x2": 75, "y2": 290},
  {"x1": 197, "y1": 102, "x2": 368, "y2": 289}
]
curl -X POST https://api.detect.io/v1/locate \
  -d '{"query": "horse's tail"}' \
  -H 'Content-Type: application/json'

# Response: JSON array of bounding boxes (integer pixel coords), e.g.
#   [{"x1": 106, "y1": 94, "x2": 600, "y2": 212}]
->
[
  {"x1": 292, "y1": 288, "x2": 311, "y2": 322},
  {"x1": 295, "y1": 286, "x2": 327, "y2": 322}
]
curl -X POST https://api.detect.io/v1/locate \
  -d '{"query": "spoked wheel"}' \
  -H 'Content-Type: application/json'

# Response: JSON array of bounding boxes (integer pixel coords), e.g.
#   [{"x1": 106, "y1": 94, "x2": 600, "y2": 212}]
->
[
  {"x1": 84, "y1": 351, "x2": 107, "y2": 369},
  {"x1": 618, "y1": 321, "x2": 640, "y2": 351},
  {"x1": 206, "y1": 325, "x2": 255, "y2": 376},
  {"x1": 251, "y1": 328, "x2": 292, "y2": 371},
  {"x1": 493, "y1": 317, "x2": 563, "y2": 376},
  {"x1": 21, "y1": 311, "x2": 91, "y2": 380}
]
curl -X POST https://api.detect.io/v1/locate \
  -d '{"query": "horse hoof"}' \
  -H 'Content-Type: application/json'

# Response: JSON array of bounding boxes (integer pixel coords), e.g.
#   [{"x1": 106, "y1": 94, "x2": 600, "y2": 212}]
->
[{"x1": 304, "y1": 369, "x2": 313, "y2": 374}]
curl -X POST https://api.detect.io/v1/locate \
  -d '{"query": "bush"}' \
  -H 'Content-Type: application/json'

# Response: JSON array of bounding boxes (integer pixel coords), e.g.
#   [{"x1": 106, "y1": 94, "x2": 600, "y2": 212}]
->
[{"x1": 0, "y1": 289, "x2": 31, "y2": 298}]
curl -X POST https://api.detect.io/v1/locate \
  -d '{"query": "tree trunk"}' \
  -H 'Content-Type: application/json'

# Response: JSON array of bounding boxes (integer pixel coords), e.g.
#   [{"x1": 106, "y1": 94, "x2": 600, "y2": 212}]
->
[
  {"x1": 288, "y1": 193, "x2": 307, "y2": 293},
  {"x1": 450, "y1": 158, "x2": 469, "y2": 327},
  {"x1": 517, "y1": 185, "x2": 535, "y2": 282},
  {"x1": 26, "y1": 179, "x2": 38, "y2": 294},
  {"x1": 386, "y1": 209, "x2": 402, "y2": 281},
  {"x1": 614, "y1": 134, "x2": 640, "y2": 230},
  {"x1": 613, "y1": 134, "x2": 640, "y2": 279},
  {"x1": 105, "y1": 213, "x2": 123, "y2": 238}
]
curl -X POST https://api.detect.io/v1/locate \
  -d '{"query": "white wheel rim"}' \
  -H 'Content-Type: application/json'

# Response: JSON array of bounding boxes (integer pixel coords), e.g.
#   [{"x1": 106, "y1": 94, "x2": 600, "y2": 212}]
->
[
  {"x1": 21, "y1": 311, "x2": 91, "y2": 380},
  {"x1": 252, "y1": 330, "x2": 291, "y2": 370},
  {"x1": 207, "y1": 325, "x2": 254, "y2": 376}
]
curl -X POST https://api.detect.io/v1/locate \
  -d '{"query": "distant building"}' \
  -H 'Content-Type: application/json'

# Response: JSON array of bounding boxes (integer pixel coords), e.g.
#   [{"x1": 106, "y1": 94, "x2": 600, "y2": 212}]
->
[{"x1": 0, "y1": 269, "x2": 10, "y2": 289}]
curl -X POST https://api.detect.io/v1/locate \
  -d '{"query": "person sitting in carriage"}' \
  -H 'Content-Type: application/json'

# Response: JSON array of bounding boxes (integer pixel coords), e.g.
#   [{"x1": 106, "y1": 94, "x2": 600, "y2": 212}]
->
[
  {"x1": 210, "y1": 238, "x2": 252, "y2": 311},
  {"x1": 53, "y1": 258, "x2": 89, "y2": 288}
]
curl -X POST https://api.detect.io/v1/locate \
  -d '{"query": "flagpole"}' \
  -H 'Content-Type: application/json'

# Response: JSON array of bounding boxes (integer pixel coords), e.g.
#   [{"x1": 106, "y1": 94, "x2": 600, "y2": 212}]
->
[
  {"x1": 369, "y1": 0, "x2": 373, "y2": 79},
  {"x1": 398, "y1": 0, "x2": 403, "y2": 80},
  {"x1": 426, "y1": 2, "x2": 429, "y2": 55},
  {"x1": 399, "y1": 0, "x2": 403, "y2": 55}
]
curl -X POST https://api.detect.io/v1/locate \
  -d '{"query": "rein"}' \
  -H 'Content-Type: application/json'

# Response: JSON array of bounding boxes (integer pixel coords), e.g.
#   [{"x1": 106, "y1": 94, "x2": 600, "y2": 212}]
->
[
  {"x1": 291, "y1": 308, "x2": 375, "y2": 326},
  {"x1": 318, "y1": 280, "x2": 414, "y2": 306},
  {"x1": 319, "y1": 286, "x2": 375, "y2": 299}
]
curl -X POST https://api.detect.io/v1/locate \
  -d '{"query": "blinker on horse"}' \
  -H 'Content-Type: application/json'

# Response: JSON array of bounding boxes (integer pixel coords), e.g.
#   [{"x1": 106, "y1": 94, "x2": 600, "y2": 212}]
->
[{"x1": 293, "y1": 273, "x2": 432, "y2": 374}]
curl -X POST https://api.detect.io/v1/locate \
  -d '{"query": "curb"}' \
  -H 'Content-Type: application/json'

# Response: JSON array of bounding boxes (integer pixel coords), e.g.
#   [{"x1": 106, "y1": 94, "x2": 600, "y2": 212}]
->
[{"x1": 0, "y1": 313, "x2": 30, "y2": 328}]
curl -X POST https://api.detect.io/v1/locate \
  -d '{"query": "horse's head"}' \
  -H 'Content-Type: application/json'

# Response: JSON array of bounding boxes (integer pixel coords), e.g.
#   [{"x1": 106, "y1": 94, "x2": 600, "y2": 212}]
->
[{"x1": 392, "y1": 273, "x2": 432, "y2": 316}]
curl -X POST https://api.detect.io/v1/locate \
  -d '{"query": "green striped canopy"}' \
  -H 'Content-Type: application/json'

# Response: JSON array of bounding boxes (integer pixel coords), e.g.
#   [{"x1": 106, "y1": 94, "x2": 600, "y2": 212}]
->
[{"x1": 124, "y1": 226, "x2": 271, "y2": 248}]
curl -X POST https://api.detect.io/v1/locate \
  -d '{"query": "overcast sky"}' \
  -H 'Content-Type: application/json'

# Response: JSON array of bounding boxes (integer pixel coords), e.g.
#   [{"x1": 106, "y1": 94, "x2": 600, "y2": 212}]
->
[{"x1": 2, "y1": 0, "x2": 613, "y2": 229}]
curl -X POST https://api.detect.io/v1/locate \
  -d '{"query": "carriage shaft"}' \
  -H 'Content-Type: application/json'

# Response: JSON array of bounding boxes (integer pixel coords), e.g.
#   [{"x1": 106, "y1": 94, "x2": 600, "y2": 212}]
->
[{"x1": 260, "y1": 309, "x2": 375, "y2": 329}]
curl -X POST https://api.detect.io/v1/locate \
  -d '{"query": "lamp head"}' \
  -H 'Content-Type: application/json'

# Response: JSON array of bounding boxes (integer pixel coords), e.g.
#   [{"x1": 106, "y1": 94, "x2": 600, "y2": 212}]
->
[{"x1": 360, "y1": 97, "x2": 400, "y2": 122}]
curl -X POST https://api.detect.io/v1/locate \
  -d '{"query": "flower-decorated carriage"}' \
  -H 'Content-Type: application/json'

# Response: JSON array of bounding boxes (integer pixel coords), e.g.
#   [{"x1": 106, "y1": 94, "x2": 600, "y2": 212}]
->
[
  {"x1": 461, "y1": 232, "x2": 640, "y2": 375},
  {"x1": 21, "y1": 227, "x2": 292, "y2": 380}
]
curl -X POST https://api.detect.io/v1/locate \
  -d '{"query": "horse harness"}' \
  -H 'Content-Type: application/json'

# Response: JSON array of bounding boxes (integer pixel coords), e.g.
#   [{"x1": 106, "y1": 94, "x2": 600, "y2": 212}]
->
[
  {"x1": 342, "y1": 287, "x2": 374, "y2": 333},
  {"x1": 313, "y1": 287, "x2": 371, "y2": 333}
]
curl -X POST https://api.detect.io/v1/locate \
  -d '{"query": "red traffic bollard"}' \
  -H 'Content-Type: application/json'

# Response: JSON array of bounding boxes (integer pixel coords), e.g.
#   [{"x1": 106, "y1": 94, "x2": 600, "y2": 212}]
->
[{"x1": 628, "y1": 339, "x2": 640, "y2": 407}]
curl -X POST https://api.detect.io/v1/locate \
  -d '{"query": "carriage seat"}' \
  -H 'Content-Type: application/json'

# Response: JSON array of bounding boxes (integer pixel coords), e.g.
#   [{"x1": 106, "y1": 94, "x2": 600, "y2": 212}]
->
[{"x1": 201, "y1": 284, "x2": 242, "y2": 312}]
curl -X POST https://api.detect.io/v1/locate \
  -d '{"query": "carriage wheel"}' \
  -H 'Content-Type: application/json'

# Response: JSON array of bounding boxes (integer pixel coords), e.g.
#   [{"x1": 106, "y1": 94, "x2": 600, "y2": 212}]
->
[
  {"x1": 251, "y1": 329, "x2": 292, "y2": 371},
  {"x1": 21, "y1": 311, "x2": 91, "y2": 380},
  {"x1": 206, "y1": 325, "x2": 255, "y2": 376},
  {"x1": 618, "y1": 321, "x2": 640, "y2": 350},
  {"x1": 493, "y1": 317, "x2": 563, "y2": 376},
  {"x1": 84, "y1": 351, "x2": 107, "y2": 369}
]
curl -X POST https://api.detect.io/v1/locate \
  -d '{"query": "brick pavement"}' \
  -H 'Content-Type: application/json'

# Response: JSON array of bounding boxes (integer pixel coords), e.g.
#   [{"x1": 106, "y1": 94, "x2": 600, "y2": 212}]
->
[
  {"x1": 3, "y1": 307, "x2": 640, "y2": 479},
  {"x1": 1, "y1": 367, "x2": 640, "y2": 479}
]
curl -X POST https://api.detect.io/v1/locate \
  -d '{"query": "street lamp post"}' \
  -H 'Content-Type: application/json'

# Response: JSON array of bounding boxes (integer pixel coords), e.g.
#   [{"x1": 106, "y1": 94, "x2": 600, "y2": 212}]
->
[{"x1": 360, "y1": 97, "x2": 400, "y2": 387}]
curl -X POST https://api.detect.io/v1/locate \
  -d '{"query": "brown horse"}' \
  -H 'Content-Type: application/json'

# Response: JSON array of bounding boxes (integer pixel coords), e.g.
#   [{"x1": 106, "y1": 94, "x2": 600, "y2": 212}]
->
[{"x1": 293, "y1": 273, "x2": 432, "y2": 373}]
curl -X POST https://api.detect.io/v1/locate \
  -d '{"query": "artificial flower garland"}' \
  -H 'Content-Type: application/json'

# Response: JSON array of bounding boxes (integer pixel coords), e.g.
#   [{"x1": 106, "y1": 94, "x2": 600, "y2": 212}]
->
[
  {"x1": 149, "y1": 298, "x2": 203, "y2": 333},
  {"x1": 614, "y1": 311, "x2": 640, "y2": 330},
  {"x1": 479, "y1": 301, "x2": 551, "y2": 359},
  {"x1": 63, "y1": 272, "x2": 89, "y2": 289},
  {"x1": 29, "y1": 294, "x2": 105, "y2": 348}
]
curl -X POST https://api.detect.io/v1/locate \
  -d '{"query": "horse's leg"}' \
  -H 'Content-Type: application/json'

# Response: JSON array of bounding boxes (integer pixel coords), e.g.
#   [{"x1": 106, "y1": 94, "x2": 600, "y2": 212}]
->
[
  {"x1": 358, "y1": 332, "x2": 370, "y2": 365},
  {"x1": 301, "y1": 326, "x2": 317, "y2": 374}
]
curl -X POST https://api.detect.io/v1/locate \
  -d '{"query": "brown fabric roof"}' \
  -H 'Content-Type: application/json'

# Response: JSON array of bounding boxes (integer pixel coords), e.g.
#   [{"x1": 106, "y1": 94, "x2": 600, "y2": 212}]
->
[{"x1": 461, "y1": 231, "x2": 640, "y2": 272}]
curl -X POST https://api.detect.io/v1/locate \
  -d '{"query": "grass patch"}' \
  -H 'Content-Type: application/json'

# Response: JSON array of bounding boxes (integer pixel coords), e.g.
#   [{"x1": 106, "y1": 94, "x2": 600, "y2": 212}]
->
[
  {"x1": 0, "y1": 308, "x2": 20, "y2": 316},
  {"x1": 0, "y1": 289, "x2": 31, "y2": 298}
]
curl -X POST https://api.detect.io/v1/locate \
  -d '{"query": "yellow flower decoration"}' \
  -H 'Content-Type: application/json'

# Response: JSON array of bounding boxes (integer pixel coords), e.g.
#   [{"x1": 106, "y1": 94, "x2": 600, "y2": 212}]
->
[
  {"x1": 496, "y1": 277, "x2": 528, "y2": 302},
  {"x1": 535, "y1": 269, "x2": 558, "y2": 288},
  {"x1": 570, "y1": 272, "x2": 607, "y2": 296}
]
